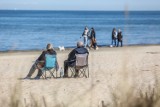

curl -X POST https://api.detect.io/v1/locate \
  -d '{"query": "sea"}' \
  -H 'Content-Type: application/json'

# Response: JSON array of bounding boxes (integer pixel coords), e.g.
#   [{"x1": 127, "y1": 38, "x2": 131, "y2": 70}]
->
[{"x1": 0, "y1": 10, "x2": 160, "y2": 51}]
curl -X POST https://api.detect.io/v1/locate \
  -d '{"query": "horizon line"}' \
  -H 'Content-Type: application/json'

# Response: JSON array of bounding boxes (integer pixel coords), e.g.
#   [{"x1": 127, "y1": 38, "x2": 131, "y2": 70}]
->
[{"x1": 0, "y1": 9, "x2": 160, "y2": 12}]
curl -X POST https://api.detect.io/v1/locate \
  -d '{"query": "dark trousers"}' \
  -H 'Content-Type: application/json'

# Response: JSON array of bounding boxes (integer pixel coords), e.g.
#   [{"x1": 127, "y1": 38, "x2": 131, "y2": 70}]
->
[
  {"x1": 117, "y1": 40, "x2": 123, "y2": 47},
  {"x1": 64, "y1": 60, "x2": 69, "y2": 76},
  {"x1": 64, "y1": 60, "x2": 78, "y2": 77},
  {"x1": 27, "y1": 63, "x2": 43, "y2": 77}
]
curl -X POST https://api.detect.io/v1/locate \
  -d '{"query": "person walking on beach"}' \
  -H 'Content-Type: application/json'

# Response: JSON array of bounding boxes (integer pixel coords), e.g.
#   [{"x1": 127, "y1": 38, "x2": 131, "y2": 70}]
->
[
  {"x1": 90, "y1": 27, "x2": 98, "y2": 50},
  {"x1": 24, "y1": 43, "x2": 59, "y2": 79},
  {"x1": 111, "y1": 28, "x2": 117, "y2": 47},
  {"x1": 87, "y1": 28, "x2": 92, "y2": 47},
  {"x1": 117, "y1": 29, "x2": 123, "y2": 47},
  {"x1": 81, "y1": 26, "x2": 89, "y2": 48},
  {"x1": 63, "y1": 41, "x2": 89, "y2": 78}
]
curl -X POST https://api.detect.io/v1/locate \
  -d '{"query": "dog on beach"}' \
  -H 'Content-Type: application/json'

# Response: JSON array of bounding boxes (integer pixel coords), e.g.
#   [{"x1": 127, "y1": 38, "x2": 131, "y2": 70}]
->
[{"x1": 58, "y1": 46, "x2": 65, "y2": 51}]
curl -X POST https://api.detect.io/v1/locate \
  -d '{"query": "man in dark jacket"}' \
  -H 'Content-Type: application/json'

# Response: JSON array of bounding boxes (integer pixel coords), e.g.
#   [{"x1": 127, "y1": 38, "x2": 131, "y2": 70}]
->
[
  {"x1": 24, "y1": 43, "x2": 58, "y2": 79},
  {"x1": 117, "y1": 29, "x2": 123, "y2": 47},
  {"x1": 63, "y1": 41, "x2": 89, "y2": 77}
]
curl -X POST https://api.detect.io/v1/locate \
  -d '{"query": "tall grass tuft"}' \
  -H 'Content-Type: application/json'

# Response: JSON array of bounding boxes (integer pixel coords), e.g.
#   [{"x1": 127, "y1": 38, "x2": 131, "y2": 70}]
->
[{"x1": 109, "y1": 85, "x2": 160, "y2": 107}]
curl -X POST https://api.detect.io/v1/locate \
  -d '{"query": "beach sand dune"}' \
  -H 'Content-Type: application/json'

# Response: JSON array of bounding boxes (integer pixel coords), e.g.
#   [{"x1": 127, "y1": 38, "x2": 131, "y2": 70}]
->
[{"x1": 0, "y1": 45, "x2": 160, "y2": 107}]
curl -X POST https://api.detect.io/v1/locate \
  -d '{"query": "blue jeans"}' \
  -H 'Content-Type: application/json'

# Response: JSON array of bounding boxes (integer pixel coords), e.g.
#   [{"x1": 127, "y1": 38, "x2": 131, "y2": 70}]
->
[
  {"x1": 84, "y1": 36, "x2": 88, "y2": 48},
  {"x1": 111, "y1": 39, "x2": 117, "y2": 46}
]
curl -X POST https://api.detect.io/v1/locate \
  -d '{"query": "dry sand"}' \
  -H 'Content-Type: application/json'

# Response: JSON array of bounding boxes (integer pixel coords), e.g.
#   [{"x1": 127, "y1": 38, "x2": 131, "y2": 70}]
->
[{"x1": 0, "y1": 45, "x2": 160, "y2": 107}]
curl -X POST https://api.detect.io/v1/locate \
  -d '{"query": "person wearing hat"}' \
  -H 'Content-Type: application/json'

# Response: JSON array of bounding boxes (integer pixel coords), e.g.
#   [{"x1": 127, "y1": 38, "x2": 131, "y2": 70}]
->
[
  {"x1": 63, "y1": 41, "x2": 89, "y2": 77},
  {"x1": 24, "y1": 43, "x2": 58, "y2": 79}
]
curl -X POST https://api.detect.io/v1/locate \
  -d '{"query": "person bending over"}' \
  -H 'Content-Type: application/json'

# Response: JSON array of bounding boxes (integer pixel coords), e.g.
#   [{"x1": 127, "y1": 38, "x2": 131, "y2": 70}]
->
[
  {"x1": 63, "y1": 41, "x2": 89, "y2": 77},
  {"x1": 24, "y1": 43, "x2": 59, "y2": 79}
]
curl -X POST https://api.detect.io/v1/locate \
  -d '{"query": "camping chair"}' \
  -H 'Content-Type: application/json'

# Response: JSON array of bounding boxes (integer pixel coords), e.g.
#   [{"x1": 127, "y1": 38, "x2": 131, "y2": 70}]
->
[
  {"x1": 40, "y1": 54, "x2": 57, "y2": 79},
  {"x1": 69, "y1": 53, "x2": 89, "y2": 78}
]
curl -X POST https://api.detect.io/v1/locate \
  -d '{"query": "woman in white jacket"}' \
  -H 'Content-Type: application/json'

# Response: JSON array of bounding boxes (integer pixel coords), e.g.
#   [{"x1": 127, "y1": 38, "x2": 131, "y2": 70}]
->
[{"x1": 82, "y1": 26, "x2": 89, "y2": 48}]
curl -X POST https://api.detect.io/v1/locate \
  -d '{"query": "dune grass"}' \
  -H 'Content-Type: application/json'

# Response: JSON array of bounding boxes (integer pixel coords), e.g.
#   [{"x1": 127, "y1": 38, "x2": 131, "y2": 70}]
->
[{"x1": 1, "y1": 77, "x2": 160, "y2": 107}]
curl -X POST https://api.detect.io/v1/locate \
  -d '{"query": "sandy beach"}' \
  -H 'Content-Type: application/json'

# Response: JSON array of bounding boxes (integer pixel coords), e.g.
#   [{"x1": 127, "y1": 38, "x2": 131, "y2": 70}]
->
[{"x1": 0, "y1": 45, "x2": 160, "y2": 107}]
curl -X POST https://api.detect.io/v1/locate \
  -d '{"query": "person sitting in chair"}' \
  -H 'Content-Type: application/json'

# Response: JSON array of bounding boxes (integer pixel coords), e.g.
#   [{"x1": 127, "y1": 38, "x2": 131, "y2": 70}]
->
[
  {"x1": 24, "y1": 43, "x2": 59, "y2": 79},
  {"x1": 63, "y1": 41, "x2": 89, "y2": 78}
]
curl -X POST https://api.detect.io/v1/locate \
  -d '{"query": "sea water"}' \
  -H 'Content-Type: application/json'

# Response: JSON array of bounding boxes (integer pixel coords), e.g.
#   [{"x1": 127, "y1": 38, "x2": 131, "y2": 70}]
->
[{"x1": 0, "y1": 10, "x2": 160, "y2": 51}]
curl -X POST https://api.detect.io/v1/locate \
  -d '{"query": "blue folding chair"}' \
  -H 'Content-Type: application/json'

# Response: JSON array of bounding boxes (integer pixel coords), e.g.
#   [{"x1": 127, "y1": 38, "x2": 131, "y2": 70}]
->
[{"x1": 41, "y1": 54, "x2": 57, "y2": 79}]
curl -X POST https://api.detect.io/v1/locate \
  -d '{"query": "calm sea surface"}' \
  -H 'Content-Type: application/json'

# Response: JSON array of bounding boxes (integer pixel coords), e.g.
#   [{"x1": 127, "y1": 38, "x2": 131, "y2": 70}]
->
[{"x1": 0, "y1": 10, "x2": 160, "y2": 51}]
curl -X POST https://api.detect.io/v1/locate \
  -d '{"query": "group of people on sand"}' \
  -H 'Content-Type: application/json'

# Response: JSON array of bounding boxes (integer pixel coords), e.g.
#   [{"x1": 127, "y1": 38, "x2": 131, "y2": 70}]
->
[
  {"x1": 24, "y1": 41, "x2": 89, "y2": 79},
  {"x1": 81, "y1": 26, "x2": 98, "y2": 50},
  {"x1": 82, "y1": 26, "x2": 123, "y2": 48},
  {"x1": 111, "y1": 28, "x2": 123, "y2": 47},
  {"x1": 24, "y1": 27, "x2": 123, "y2": 79}
]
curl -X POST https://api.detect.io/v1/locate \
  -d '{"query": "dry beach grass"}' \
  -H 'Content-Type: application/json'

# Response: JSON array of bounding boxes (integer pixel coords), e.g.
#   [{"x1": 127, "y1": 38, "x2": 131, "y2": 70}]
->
[{"x1": 0, "y1": 45, "x2": 160, "y2": 107}]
